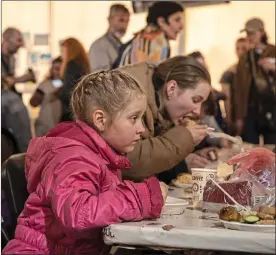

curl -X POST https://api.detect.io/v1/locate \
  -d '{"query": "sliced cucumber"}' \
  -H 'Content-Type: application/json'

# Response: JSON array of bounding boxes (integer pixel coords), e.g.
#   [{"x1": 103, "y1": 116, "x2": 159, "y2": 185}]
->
[{"x1": 244, "y1": 215, "x2": 260, "y2": 224}]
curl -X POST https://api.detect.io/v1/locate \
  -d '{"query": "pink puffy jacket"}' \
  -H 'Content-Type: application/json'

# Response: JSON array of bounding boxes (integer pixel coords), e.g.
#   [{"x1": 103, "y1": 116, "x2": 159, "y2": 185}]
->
[{"x1": 3, "y1": 120, "x2": 163, "y2": 254}]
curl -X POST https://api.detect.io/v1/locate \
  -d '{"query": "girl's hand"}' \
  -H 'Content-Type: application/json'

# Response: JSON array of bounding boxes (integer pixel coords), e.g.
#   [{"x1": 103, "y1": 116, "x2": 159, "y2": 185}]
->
[{"x1": 159, "y1": 182, "x2": 168, "y2": 205}]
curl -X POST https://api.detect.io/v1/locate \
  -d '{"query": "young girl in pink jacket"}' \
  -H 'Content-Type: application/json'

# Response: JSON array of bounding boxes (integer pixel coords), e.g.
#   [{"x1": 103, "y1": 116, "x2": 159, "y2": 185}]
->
[{"x1": 3, "y1": 70, "x2": 167, "y2": 255}]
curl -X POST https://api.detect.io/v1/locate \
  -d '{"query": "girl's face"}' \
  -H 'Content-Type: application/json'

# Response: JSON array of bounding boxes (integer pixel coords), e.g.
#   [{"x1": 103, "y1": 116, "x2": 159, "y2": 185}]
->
[
  {"x1": 164, "y1": 80, "x2": 210, "y2": 125},
  {"x1": 94, "y1": 94, "x2": 147, "y2": 154}
]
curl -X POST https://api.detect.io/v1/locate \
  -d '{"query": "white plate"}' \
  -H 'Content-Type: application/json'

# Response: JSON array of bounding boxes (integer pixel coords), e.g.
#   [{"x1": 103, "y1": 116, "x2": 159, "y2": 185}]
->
[
  {"x1": 220, "y1": 220, "x2": 275, "y2": 233},
  {"x1": 172, "y1": 179, "x2": 192, "y2": 189},
  {"x1": 162, "y1": 196, "x2": 189, "y2": 215},
  {"x1": 166, "y1": 196, "x2": 189, "y2": 206}
]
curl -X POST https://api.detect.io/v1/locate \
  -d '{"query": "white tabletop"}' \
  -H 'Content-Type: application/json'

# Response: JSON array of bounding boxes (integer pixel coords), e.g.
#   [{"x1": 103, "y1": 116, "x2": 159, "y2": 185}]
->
[{"x1": 104, "y1": 188, "x2": 275, "y2": 254}]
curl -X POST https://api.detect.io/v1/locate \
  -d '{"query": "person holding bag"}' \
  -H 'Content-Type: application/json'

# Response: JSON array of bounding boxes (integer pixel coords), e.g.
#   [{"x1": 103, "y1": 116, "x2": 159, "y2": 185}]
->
[{"x1": 234, "y1": 18, "x2": 276, "y2": 144}]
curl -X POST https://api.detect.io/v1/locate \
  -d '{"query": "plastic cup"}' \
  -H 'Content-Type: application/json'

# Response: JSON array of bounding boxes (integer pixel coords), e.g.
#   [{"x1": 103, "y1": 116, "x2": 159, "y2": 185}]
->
[{"x1": 191, "y1": 168, "x2": 217, "y2": 204}]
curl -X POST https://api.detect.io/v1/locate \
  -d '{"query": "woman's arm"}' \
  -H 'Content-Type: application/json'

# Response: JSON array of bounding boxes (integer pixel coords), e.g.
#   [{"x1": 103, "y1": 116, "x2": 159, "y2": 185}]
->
[
  {"x1": 30, "y1": 89, "x2": 44, "y2": 107},
  {"x1": 124, "y1": 125, "x2": 195, "y2": 181}
]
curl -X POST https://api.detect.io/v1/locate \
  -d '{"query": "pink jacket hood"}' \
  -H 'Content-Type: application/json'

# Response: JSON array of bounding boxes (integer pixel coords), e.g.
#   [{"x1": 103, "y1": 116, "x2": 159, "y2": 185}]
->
[{"x1": 25, "y1": 120, "x2": 131, "y2": 193}]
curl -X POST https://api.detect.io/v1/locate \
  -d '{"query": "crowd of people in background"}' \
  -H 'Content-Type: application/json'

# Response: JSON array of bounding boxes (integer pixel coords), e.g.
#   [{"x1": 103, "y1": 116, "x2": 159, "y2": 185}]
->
[
  {"x1": 2, "y1": 1, "x2": 276, "y2": 169},
  {"x1": 1, "y1": 1, "x2": 275, "y2": 254}
]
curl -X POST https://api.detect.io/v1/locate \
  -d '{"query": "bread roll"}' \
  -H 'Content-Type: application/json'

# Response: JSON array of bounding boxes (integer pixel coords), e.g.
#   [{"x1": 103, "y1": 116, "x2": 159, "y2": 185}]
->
[
  {"x1": 186, "y1": 119, "x2": 196, "y2": 127},
  {"x1": 259, "y1": 206, "x2": 276, "y2": 216}
]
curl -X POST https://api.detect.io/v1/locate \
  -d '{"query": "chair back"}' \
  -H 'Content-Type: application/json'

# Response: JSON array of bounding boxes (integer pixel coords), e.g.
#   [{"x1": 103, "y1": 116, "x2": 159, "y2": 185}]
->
[{"x1": 1, "y1": 153, "x2": 28, "y2": 236}]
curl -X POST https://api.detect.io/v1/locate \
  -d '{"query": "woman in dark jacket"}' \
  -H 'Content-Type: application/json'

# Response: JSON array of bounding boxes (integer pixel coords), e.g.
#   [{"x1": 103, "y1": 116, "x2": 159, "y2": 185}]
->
[
  {"x1": 58, "y1": 38, "x2": 90, "y2": 121},
  {"x1": 234, "y1": 18, "x2": 276, "y2": 144}
]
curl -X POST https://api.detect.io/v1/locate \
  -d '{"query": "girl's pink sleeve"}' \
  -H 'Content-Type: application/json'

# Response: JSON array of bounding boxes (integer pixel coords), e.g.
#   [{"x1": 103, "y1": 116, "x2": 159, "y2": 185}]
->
[{"x1": 51, "y1": 159, "x2": 163, "y2": 238}]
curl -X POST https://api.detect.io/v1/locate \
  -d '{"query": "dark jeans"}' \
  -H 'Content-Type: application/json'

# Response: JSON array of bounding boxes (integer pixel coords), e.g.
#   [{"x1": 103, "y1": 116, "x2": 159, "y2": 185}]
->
[
  {"x1": 157, "y1": 160, "x2": 188, "y2": 184},
  {"x1": 242, "y1": 107, "x2": 276, "y2": 144}
]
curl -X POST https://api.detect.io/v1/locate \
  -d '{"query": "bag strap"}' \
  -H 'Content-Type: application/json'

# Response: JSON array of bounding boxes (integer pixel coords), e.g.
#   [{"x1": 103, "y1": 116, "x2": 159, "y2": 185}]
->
[{"x1": 249, "y1": 50, "x2": 258, "y2": 80}]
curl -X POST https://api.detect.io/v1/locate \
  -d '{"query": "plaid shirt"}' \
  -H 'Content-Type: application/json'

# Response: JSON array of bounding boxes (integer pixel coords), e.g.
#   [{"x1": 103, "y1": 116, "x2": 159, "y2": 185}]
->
[{"x1": 115, "y1": 25, "x2": 170, "y2": 68}]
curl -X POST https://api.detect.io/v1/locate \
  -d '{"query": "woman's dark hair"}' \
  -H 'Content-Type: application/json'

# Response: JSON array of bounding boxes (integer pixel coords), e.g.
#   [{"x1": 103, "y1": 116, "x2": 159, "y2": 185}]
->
[
  {"x1": 154, "y1": 56, "x2": 211, "y2": 91},
  {"x1": 52, "y1": 56, "x2": 62, "y2": 65},
  {"x1": 146, "y1": 1, "x2": 183, "y2": 26},
  {"x1": 48, "y1": 56, "x2": 62, "y2": 80},
  {"x1": 203, "y1": 91, "x2": 217, "y2": 116},
  {"x1": 187, "y1": 51, "x2": 204, "y2": 60}
]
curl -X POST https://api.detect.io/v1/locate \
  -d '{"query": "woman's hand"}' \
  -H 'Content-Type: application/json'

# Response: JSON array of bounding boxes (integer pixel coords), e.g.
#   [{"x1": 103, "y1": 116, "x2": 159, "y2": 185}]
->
[
  {"x1": 220, "y1": 138, "x2": 232, "y2": 148},
  {"x1": 258, "y1": 58, "x2": 276, "y2": 73},
  {"x1": 186, "y1": 125, "x2": 208, "y2": 146},
  {"x1": 186, "y1": 153, "x2": 209, "y2": 171},
  {"x1": 195, "y1": 147, "x2": 219, "y2": 160}
]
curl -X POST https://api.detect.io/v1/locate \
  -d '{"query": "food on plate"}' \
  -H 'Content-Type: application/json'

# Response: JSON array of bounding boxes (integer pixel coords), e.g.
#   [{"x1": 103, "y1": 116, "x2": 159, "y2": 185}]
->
[
  {"x1": 217, "y1": 163, "x2": 234, "y2": 180},
  {"x1": 257, "y1": 212, "x2": 274, "y2": 220},
  {"x1": 259, "y1": 205, "x2": 276, "y2": 216},
  {"x1": 257, "y1": 219, "x2": 275, "y2": 225},
  {"x1": 244, "y1": 215, "x2": 260, "y2": 224},
  {"x1": 176, "y1": 173, "x2": 192, "y2": 184},
  {"x1": 239, "y1": 209, "x2": 257, "y2": 217},
  {"x1": 218, "y1": 206, "x2": 276, "y2": 225},
  {"x1": 218, "y1": 206, "x2": 240, "y2": 221}
]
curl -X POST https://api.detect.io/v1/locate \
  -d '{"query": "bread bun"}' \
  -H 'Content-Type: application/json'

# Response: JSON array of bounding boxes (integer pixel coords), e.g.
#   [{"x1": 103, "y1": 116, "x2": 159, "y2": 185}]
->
[
  {"x1": 177, "y1": 173, "x2": 192, "y2": 184},
  {"x1": 186, "y1": 119, "x2": 196, "y2": 127},
  {"x1": 259, "y1": 206, "x2": 276, "y2": 216}
]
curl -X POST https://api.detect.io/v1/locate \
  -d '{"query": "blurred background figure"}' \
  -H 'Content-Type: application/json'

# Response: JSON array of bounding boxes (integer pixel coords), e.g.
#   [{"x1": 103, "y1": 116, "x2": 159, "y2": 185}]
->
[
  {"x1": 30, "y1": 57, "x2": 63, "y2": 137},
  {"x1": 89, "y1": 4, "x2": 130, "y2": 72},
  {"x1": 114, "y1": 1, "x2": 183, "y2": 68},
  {"x1": 188, "y1": 51, "x2": 228, "y2": 134},
  {"x1": 57, "y1": 38, "x2": 90, "y2": 122},
  {"x1": 234, "y1": 18, "x2": 276, "y2": 144},
  {"x1": 1, "y1": 77, "x2": 32, "y2": 160},
  {"x1": 1, "y1": 27, "x2": 35, "y2": 97},
  {"x1": 220, "y1": 38, "x2": 249, "y2": 133},
  {"x1": 200, "y1": 94, "x2": 230, "y2": 148}
]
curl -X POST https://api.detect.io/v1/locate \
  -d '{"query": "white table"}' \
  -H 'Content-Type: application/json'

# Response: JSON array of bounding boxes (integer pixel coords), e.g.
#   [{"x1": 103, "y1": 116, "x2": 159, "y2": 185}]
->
[{"x1": 104, "y1": 188, "x2": 275, "y2": 254}]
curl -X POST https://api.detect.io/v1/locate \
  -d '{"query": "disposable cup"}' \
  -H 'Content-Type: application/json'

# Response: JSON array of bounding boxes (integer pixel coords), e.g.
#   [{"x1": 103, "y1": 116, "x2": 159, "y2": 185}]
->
[{"x1": 191, "y1": 168, "x2": 217, "y2": 204}]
